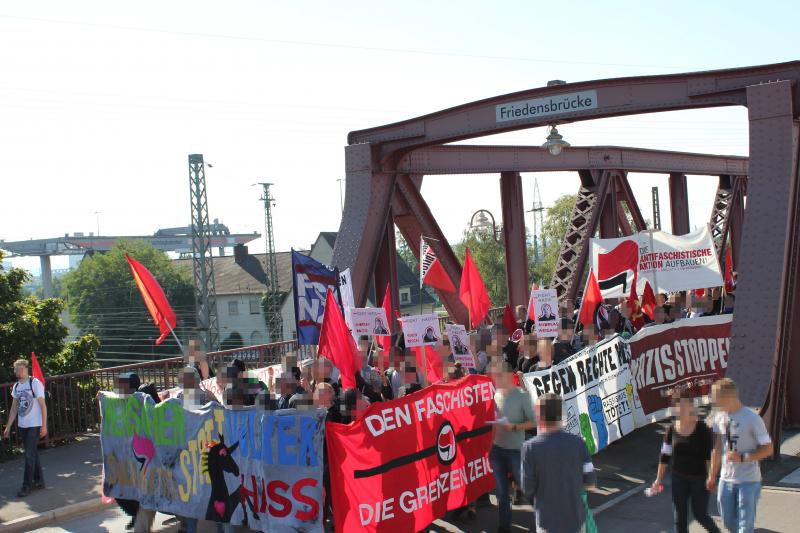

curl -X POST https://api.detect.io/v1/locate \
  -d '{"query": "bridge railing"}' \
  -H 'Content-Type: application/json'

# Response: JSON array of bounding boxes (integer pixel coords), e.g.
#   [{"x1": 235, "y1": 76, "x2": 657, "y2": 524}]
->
[{"x1": 0, "y1": 340, "x2": 303, "y2": 449}]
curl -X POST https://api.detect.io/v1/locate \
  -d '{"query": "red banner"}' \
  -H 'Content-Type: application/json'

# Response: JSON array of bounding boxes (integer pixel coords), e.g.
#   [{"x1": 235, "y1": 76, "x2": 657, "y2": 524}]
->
[
  {"x1": 325, "y1": 374, "x2": 496, "y2": 532},
  {"x1": 628, "y1": 315, "x2": 732, "y2": 414}
]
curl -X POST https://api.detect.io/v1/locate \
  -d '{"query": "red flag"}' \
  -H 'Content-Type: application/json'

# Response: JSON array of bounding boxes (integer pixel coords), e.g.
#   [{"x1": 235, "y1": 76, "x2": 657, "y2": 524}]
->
[
  {"x1": 379, "y1": 282, "x2": 393, "y2": 367},
  {"x1": 318, "y1": 288, "x2": 360, "y2": 390},
  {"x1": 527, "y1": 282, "x2": 539, "y2": 321},
  {"x1": 628, "y1": 278, "x2": 644, "y2": 330},
  {"x1": 30, "y1": 352, "x2": 45, "y2": 384},
  {"x1": 125, "y1": 253, "x2": 177, "y2": 345},
  {"x1": 459, "y1": 247, "x2": 491, "y2": 329},
  {"x1": 421, "y1": 239, "x2": 457, "y2": 293},
  {"x1": 413, "y1": 345, "x2": 443, "y2": 383},
  {"x1": 642, "y1": 281, "x2": 657, "y2": 319},
  {"x1": 724, "y1": 247, "x2": 735, "y2": 293},
  {"x1": 578, "y1": 270, "x2": 603, "y2": 329},
  {"x1": 502, "y1": 304, "x2": 517, "y2": 336}
]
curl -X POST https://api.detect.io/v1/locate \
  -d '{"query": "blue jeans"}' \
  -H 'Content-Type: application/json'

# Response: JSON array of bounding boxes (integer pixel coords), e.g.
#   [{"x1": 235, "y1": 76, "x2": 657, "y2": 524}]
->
[
  {"x1": 717, "y1": 480, "x2": 760, "y2": 533},
  {"x1": 19, "y1": 426, "x2": 43, "y2": 489},
  {"x1": 490, "y1": 444, "x2": 520, "y2": 529}
]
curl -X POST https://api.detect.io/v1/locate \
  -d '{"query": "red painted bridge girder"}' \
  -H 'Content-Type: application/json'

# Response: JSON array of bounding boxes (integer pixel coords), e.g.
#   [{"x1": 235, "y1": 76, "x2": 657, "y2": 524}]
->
[{"x1": 333, "y1": 61, "x2": 800, "y2": 448}]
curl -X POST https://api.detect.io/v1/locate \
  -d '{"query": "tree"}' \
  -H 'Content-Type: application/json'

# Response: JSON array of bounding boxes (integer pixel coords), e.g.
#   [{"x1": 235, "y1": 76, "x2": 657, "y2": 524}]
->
[
  {"x1": 61, "y1": 241, "x2": 195, "y2": 360},
  {"x1": 453, "y1": 227, "x2": 507, "y2": 307},
  {"x1": 0, "y1": 251, "x2": 99, "y2": 383},
  {"x1": 396, "y1": 231, "x2": 418, "y2": 277}
]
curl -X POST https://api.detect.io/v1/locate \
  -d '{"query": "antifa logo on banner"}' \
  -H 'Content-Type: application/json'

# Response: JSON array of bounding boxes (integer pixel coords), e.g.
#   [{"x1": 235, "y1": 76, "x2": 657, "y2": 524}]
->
[
  {"x1": 597, "y1": 240, "x2": 638, "y2": 296},
  {"x1": 436, "y1": 422, "x2": 457, "y2": 466}
]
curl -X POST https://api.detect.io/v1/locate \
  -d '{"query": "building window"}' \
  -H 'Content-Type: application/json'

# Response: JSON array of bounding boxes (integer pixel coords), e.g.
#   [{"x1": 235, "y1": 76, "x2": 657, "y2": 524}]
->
[
  {"x1": 228, "y1": 301, "x2": 239, "y2": 315},
  {"x1": 250, "y1": 297, "x2": 260, "y2": 315},
  {"x1": 400, "y1": 288, "x2": 411, "y2": 304}
]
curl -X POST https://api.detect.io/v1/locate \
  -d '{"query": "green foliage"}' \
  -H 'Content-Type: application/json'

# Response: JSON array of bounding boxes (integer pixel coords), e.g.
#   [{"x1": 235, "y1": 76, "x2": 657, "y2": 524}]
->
[
  {"x1": 221, "y1": 331, "x2": 244, "y2": 350},
  {"x1": 453, "y1": 228, "x2": 507, "y2": 307},
  {"x1": 396, "y1": 231, "x2": 418, "y2": 277},
  {"x1": 0, "y1": 251, "x2": 99, "y2": 383},
  {"x1": 61, "y1": 241, "x2": 195, "y2": 358}
]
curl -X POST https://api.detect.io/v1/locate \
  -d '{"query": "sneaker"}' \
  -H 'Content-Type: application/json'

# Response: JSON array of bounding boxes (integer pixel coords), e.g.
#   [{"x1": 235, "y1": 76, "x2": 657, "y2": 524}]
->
[
  {"x1": 33, "y1": 482, "x2": 45, "y2": 490},
  {"x1": 16, "y1": 487, "x2": 30, "y2": 498}
]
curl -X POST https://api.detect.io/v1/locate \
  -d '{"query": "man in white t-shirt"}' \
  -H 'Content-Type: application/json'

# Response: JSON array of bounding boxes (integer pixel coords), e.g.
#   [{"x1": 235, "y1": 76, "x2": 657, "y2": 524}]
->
[
  {"x1": 3, "y1": 358, "x2": 47, "y2": 497},
  {"x1": 707, "y1": 378, "x2": 773, "y2": 533}
]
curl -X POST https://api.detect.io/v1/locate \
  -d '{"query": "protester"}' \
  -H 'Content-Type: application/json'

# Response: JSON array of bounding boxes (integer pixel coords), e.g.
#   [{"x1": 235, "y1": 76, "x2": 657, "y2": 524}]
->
[
  {"x1": 521, "y1": 393, "x2": 596, "y2": 533},
  {"x1": 515, "y1": 334, "x2": 539, "y2": 374},
  {"x1": 3, "y1": 358, "x2": 47, "y2": 498},
  {"x1": 552, "y1": 319, "x2": 576, "y2": 365},
  {"x1": 651, "y1": 391, "x2": 720, "y2": 533},
  {"x1": 488, "y1": 360, "x2": 536, "y2": 533},
  {"x1": 708, "y1": 378, "x2": 773, "y2": 533},
  {"x1": 516, "y1": 304, "x2": 534, "y2": 334},
  {"x1": 188, "y1": 339, "x2": 215, "y2": 380}
]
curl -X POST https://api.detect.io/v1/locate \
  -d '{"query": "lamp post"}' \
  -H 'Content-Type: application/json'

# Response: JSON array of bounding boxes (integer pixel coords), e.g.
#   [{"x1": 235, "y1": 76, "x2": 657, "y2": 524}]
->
[{"x1": 469, "y1": 209, "x2": 501, "y2": 243}]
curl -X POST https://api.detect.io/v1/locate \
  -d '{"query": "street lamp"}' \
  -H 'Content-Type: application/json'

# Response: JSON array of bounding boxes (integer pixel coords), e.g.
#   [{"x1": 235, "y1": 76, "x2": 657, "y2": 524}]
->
[
  {"x1": 469, "y1": 209, "x2": 501, "y2": 243},
  {"x1": 542, "y1": 125, "x2": 570, "y2": 156}
]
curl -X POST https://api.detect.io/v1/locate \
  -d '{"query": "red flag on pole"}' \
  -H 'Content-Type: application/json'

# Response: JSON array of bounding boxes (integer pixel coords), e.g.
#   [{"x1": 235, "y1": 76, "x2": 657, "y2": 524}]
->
[
  {"x1": 527, "y1": 282, "x2": 539, "y2": 321},
  {"x1": 724, "y1": 247, "x2": 735, "y2": 293},
  {"x1": 30, "y1": 352, "x2": 45, "y2": 384},
  {"x1": 318, "y1": 288, "x2": 360, "y2": 390},
  {"x1": 502, "y1": 304, "x2": 517, "y2": 336},
  {"x1": 420, "y1": 238, "x2": 457, "y2": 293},
  {"x1": 413, "y1": 345, "x2": 443, "y2": 384},
  {"x1": 578, "y1": 270, "x2": 603, "y2": 329},
  {"x1": 125, "y1": 254, "x2": 177, "y2": 345},
  {"x1": 459, "y1": 247, "x2": 491, "y2": 329},
  {"x1": 641, "y1": 281, "x2": 657, "y2": 319},
  {"x1": 379, "y1": 282, "x2": 393, "y2": 368}
]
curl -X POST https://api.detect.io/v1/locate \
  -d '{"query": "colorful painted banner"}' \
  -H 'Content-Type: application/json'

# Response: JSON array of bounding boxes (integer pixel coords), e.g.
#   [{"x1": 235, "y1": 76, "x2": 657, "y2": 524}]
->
[
  {"x1": 100, "y1": 393, "x2": 325, "y2": 532},
  {"x1": 522, "y1": 317, "x2": 732, "y2": 454},
  {"x1": 400, "y1": 313, "x2": 442, "y2": 347},
  {"x1": 444, "y1": 323, "x2": 475, "y2": 369},
  {"x1": 627, "y1": 315, "x2": 731, "y2": 414},
  {"x1": 590, "y1": 226, "x2": 722, "y2": 298},
  {"x1": 532, "y1": 288, "x2": 559, "y2": 338},
  {"x1": 523, "y1": 336, "x2": 645, "y2": 455},
  {"x1": 292, "y1": 251, "x2": 340, "y2": 345},
  {"x1": 325, "y1": 375, "x2": 496, "y2": 532}
]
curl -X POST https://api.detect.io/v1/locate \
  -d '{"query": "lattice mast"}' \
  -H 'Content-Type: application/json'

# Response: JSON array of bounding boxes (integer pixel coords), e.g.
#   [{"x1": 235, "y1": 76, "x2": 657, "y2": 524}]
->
[
  {"x1": 188, "y1": 154, "x2": 220, "y2": 351},
  {"x1": 258, "y1": 182, "x2": 283, "y2": 341},
  {"x1": 528, "y1": 177, "x2": 546, "y2": 265}
]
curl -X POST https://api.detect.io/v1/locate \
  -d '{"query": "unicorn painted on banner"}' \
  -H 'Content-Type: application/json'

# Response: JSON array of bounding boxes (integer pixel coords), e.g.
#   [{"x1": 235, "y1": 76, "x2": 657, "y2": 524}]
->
[{"x1": 201, "y1": 434, "x2": 258, "y2": 524}]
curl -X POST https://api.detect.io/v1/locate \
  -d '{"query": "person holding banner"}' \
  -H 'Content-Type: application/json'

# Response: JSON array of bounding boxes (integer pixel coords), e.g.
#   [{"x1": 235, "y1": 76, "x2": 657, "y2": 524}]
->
[
  {"x1": 521, "y1": 393, "x2": 596, "y2": 533},
  {"x1": 651, "y1": 390, "x2": 720, "y2": 533},
  {"x1": 488, "y1": 361, "x2": 536, "y2": 533}
]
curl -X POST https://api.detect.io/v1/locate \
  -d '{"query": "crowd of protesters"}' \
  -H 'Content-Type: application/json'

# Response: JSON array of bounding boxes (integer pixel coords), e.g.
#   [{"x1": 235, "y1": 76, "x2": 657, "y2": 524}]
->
[{"x1": 3, "y1": 275, "x2": 769, "y2": 533}]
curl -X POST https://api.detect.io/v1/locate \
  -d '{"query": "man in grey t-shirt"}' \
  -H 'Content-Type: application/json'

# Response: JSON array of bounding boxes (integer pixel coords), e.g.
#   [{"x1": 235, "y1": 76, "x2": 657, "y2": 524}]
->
[
  {"x1": 521, "y1": 393, "x2": 596, "y2": 533},
  {"x1": 708, "y1": 378, "x2": 773, "y2": 533}
]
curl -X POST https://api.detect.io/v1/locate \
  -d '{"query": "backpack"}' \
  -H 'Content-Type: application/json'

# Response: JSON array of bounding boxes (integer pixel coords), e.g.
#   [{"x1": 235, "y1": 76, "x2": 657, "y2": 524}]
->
[{"x1": 12, "y1": 377, "x2": 38, "y2": 399}]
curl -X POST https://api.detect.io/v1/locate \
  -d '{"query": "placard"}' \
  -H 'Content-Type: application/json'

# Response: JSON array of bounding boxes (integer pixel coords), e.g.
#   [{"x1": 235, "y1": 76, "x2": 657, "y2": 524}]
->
[
  {"x1": 400, "y1": 313, "x2": 442, "y2": 347},
  {"x1": 532, "y1": 288, "x2": 559, "y2": 338},
  {"x1": 351, "y1": 307, "x2": 391, "y2": 337},
  {"x1": 444, "y1": 323, "x2": 475, "y2": 368}
]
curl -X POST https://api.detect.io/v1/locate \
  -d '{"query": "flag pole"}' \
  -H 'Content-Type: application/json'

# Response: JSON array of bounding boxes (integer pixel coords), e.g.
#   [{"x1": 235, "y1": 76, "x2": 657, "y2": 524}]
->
[{"x1": 167, "y1": 323, "x2": 185, "y2": 356}]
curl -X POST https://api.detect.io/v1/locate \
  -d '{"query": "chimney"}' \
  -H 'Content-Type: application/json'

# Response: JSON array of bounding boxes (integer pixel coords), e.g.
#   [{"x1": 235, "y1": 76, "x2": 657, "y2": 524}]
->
[{"x1": 234, "y1": 243, "x2": 248, "y2": 263}]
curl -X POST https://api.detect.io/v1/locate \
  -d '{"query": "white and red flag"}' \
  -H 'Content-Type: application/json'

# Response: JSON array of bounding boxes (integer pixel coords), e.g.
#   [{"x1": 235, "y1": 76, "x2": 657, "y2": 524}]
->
[{"x1": 420, "y1": 238, "x2": 456, "y2": 293}]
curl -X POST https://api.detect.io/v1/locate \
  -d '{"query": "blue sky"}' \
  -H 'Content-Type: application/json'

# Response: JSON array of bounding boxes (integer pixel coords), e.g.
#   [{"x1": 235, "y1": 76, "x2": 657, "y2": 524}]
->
[{"x1": 1, "y1": 0, "x2": 797, "y2": 273}]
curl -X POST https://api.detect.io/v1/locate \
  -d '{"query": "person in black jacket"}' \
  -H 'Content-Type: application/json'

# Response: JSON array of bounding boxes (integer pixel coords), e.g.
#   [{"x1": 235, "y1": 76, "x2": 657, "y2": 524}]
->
[{"x1": 650, "y1": 391, "x2": 720, "y2": 533}]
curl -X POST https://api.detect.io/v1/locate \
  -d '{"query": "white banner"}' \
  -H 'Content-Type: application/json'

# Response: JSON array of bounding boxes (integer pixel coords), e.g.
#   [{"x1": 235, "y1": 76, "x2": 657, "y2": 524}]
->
[
  {"x1": 444, "y1": 323, "x2": 475, "y2": 369},
  {"x1": 590, "y1": 226, "x2": 722, "y2": 298},
  {"x1": 532, "y1": 288, "x2": 559, "y2": 338},
  {"x1": 400, "y1": 313, "x2": 442, "y2": 347},
  {"x1": 350, "y1": 307, "x2": 390, "y2": 337},
  {"x1": 523, "y1": 336, "x2": 653, "y2": 455}
]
